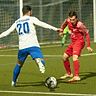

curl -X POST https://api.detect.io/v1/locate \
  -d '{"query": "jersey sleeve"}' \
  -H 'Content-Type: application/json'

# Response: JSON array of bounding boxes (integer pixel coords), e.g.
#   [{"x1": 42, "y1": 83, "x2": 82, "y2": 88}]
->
[
  {"x1": 31, "y1": 17, "x2": 58, "y2": 31},
  {"x1": 60, "y1": 19, "x2": 68, "y2": 31},
  {"x1": 0, "y1": 23, "x2": 16, "y2": 38},
  {"x1": 85, "y1": 31, "x2": 90, "y2": 47},
  {"x1": 79, "y1": 23, "x2": 90, "y2": 47}
]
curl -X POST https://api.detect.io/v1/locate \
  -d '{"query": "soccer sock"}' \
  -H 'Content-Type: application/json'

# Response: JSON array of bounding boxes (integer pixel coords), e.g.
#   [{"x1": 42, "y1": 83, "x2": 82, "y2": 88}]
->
[
  {"x1": 73, "y1": 60, "x2": 80, "y2": 76},
  {"x1": 63, "y1": 59, "x2": 71, "y2": 75},
  {"x1": 41, "y1": 59, "x2": 45, "y2": 66},
  {"x1": 13, "y1": 64, "x2": 21, "y2": 82}
]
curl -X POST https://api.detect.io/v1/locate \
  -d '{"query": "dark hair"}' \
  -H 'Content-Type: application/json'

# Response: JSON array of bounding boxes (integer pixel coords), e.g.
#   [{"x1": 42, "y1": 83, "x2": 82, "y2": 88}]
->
[
  {"x1": 22, "y1": 5, "x2": 32, "y2": 15},
  {"x1": 69, "y1": 11, "x2": 77, "y2": 18}
]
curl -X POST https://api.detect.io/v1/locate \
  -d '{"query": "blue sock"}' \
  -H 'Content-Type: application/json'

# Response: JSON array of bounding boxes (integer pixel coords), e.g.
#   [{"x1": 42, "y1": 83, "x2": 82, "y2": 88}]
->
[{"x1": 13, "y1": 64, "x2": 21, "y2": 82}]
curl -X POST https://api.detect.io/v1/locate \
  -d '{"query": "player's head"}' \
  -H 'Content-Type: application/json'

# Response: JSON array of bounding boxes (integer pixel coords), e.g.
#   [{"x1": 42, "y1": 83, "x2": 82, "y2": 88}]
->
[
  {"x1": 68, "y1": 11, "x2": 78, "y2": 25},
  {"x1": 22, "y1": 5, "x2": 32, "y2": 16}
]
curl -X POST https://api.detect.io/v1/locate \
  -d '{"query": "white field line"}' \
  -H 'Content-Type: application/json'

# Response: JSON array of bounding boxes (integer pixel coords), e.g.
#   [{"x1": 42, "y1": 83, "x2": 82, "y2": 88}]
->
[
  {"x1": 0, "y1": 52, "x2": 96, "y2": 57},
  {"x1": 0, "y1": 48, "x2": 18, "y2": 52},
  {"x1": 0, "y1": 45, "x2": 61, "y2": 52},
  {"x1": 0, "y1": 90, "x2": 96, "y2": 96},
  {"x1": 0, "y1": 41, "x2": 94, "y2": 51},
  {"x1": 45, "y1": 53, "x2": 96, "y2": 57},
  {"x1": 0, "y1": 41, "x2": 95, "y2": 51}
]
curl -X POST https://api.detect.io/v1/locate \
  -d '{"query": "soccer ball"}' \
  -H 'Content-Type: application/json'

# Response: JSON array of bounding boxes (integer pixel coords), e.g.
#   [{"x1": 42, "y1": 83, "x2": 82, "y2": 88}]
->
[{"x1": 45, "y1": 76, "x2": 57, "y2": 89}]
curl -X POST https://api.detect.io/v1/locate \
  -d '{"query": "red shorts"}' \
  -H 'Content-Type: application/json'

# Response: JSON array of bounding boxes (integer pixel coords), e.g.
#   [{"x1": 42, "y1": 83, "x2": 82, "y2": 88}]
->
[{"x1": 65, "y1": 41, "x2": 85, "y2": 56}]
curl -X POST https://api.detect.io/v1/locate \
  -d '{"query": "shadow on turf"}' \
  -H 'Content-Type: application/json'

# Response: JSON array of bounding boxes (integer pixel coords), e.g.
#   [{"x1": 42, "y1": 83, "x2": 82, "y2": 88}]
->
[
  {"x1": 16, "y1": 79, "x2": 72, "y2": 87},
  {"x1": 80, "y1": 71, "x2": 96, "y2": 81},
  {"x1": 57, "y1": 71, "x2": 96, "y2": 84},
  {"x1": 16, "y1": 81, "x2": 56, "y2": 91},
  {"x1": 16, "y1": 81, "x2": 45, "y2": 87},
  {"x1": 15, "y1": 72, "x2": 96, "y2": 87}
]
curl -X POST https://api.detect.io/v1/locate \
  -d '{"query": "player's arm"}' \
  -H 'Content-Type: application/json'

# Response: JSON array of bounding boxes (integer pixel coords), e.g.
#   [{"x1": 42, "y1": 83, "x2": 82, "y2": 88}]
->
[
  {"x1": 79, "y1": 23, "x2": 90, "y2": 47},
  {"x1": 79, "y1": 23, "x2": 93, "y2": 52},
  {"x1": 85, "y1": 30, "x2": 93, "y2": 52},
  {"x1": 59, "y1": 19, "x2": 68, "y2": 36},
  {"x1": 32, "y1": 17, "x2": 59, "y2": 31},
  {"x1": 60, "y1": 19, "x2": 68, "y2": 32},
  {"x1": 0, "y1": 23, "x2": 16, "y2": 38}
]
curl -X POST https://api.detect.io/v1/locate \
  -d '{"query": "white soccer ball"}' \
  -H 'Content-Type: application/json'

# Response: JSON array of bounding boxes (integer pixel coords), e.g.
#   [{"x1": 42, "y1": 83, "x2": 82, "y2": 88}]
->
[{"x1": 45, "y1": 76, "x2": 57, "y2": 89}]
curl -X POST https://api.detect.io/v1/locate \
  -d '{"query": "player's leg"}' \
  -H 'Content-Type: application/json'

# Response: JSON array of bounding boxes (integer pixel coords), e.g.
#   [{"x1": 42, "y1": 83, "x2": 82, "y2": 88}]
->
[
  {"x1": 68, "y1": 54, "x2": 81, "y2": 82},
  {"x1": 35, "y1": 58, "x2": 45, "y2": 73},
  {"x1": 73, "y1": 55, "x2": 80, "y2": 77},
  {"x1": 12, "y1": 61, "x2": 23, "y2": 86},
  {"x1": 60, "y1": 44, "x2": 73, "y2": 79},
  {"x1": 68, "y1": 42, "x2": 85, "y2": 82},
  {"x1": 12, "y1": 49, "x2": 28, "y2": 86},
  {"x1": 29, "y1": 47, "x2": 45, "y2": 73}
]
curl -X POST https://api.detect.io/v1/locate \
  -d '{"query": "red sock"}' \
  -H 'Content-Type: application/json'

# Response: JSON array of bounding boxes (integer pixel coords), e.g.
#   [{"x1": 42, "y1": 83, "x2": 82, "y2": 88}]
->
[
  {"x1": 63, "y1": 59, "x2": 71, "y2": 75},
  {"x1": 73, "y1": 60, "x2": 80, "y2": 76}
]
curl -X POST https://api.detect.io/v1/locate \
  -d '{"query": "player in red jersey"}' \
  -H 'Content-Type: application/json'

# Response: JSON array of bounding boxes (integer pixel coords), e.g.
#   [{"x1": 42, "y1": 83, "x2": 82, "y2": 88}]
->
[{"x1": 59, "y1": 11, "x2": 93, "y2": 82}]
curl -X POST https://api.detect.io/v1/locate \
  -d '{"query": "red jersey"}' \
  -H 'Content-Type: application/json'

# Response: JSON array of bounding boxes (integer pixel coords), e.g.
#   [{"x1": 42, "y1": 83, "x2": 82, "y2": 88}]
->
[{"x1": 61, "y1": 18, "x2": 90, "y2": 47}]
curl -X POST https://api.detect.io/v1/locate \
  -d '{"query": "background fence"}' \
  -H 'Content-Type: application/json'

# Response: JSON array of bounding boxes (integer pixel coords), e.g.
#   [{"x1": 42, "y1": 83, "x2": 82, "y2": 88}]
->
[{"x1": 0, "y1": 0, "x2": 93, "y2": 47}]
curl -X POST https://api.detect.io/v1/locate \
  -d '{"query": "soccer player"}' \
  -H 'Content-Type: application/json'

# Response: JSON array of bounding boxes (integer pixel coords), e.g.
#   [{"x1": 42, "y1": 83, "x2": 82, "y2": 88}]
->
[
  {"x1": 59, "y1": 11, "x2": 93, "y2": 82},
  {"x1": 0, "y1": 5, "x2": 60, "y2": 86}
]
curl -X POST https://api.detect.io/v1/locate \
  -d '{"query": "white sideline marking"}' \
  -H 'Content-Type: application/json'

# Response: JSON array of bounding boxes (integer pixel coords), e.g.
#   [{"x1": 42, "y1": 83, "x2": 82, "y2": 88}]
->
[
  {"x1": 0, "y1": 55, "x2": 16, "y2": 57},
  {"x1": 0, "y1": 52, "x2": 96, "y2": 57},
  {"x1": 81, "y1": 53, "x2": 96, "y2": 56},
  {"x1": 0, "y1": 90, "x2": 96, "y2": 96},
  {"x1": 0, "y1": 48, "x2": 17, "y2": 51},
  {"x1": 0, "y1": 45, "x2": 61, "y2": 52},
  {"x1": 45, "y1": 53, "x2": 96, "y2": 57}
]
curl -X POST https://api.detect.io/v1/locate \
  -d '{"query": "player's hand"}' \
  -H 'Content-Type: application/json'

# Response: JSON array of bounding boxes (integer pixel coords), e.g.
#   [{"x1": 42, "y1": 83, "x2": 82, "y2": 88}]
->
[
  {"x1": 59, "y1": 32, "x2": 64, "y2": 37},
  {"x1": 57, "y1": 28, "x2": 63, "y2": 32},
  {"x1": 87, "y1": 47, "x2": 93, "y2": 53}
]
